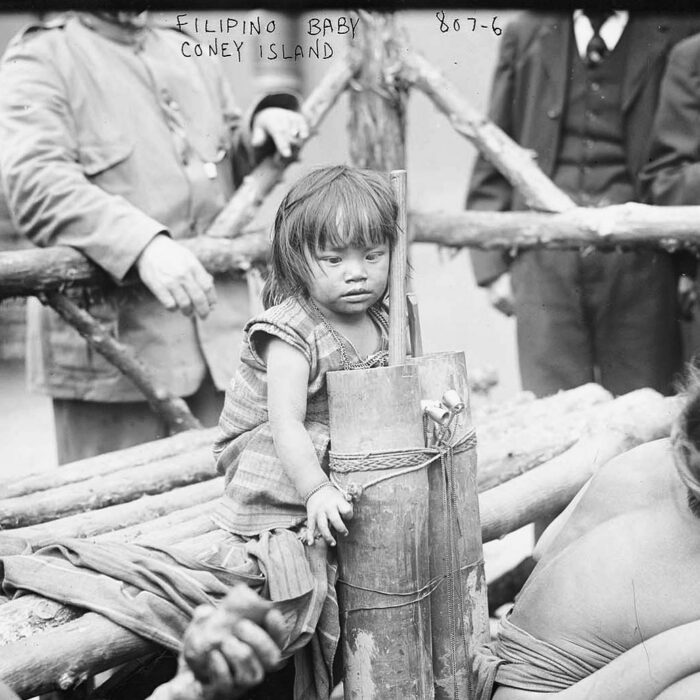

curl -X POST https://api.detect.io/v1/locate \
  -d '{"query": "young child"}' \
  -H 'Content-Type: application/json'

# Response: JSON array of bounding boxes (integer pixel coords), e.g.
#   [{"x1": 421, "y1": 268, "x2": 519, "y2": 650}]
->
[{"x1": 213, "y1": 165, "x2": 397, "y2": 546}]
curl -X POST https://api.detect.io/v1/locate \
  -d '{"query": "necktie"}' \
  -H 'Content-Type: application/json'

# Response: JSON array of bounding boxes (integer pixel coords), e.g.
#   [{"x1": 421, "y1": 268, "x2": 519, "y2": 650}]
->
[{"x1": 584, "y1": 12, "x2": 612, "y2": 67}]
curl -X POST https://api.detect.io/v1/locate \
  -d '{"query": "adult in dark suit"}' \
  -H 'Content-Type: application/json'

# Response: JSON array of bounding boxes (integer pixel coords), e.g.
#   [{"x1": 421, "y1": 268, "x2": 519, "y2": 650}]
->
[
  {"x1": 467, "y1": 11, "x2": 696, "y2": 398},
  {"x1": 641, "y1": 33, "x2": 700, "y2": 360}
]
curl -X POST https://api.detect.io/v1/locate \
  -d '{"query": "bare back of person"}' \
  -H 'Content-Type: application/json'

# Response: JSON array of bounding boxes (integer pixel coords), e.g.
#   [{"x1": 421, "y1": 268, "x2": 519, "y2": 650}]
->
[{"x1": 492, "y1": 438, "x2": 700, "y2": 699}]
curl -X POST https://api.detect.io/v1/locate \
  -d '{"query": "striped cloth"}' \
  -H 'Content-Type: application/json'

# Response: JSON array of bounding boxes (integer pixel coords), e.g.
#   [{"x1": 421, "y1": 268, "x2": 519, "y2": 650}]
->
[
  {"x1": 0, "y1": 530, "x2": 338, "y2": 699},
  {"x1": 212, "y1": 294, "x2": 388, "y2": 535}
]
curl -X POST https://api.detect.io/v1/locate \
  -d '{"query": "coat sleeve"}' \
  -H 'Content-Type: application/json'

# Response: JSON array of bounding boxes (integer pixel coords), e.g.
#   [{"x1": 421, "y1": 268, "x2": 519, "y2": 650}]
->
[
  {"x1": 466, "y1": 20, "x2": 519, "y2": 287},
  {"x1": 640, "y1": 41, "x2": 700, "y2": 207},
  {"x1": 0, "y1": 37, "x2": 165, "y2": 281}
]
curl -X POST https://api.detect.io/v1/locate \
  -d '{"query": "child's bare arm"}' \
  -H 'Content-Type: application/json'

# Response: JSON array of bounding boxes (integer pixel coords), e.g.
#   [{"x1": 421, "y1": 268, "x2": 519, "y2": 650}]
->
[{"x1": 265, "y1": 337, "x2": 352, "y2": 546}]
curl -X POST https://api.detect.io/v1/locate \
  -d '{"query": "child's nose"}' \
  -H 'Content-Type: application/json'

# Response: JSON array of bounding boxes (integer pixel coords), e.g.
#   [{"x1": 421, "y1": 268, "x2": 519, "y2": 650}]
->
[{"x1": 345, "y1": 261, "x2": 367, "y2": 281}]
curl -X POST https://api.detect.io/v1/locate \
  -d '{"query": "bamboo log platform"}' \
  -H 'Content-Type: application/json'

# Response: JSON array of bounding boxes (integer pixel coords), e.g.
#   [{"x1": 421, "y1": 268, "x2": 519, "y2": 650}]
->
[
  {"x1": 0, "y1": 386, "x2": 679, "y2": 697},
  {"x1": 5, "y1": 479, "x2": 222, "y2": 548},
  {"x1": 0, "y1": 427, "x2": 218, "y2": 500},
  {"x1": 0, "y1": 446, "x2": 218, "y2": 528}
]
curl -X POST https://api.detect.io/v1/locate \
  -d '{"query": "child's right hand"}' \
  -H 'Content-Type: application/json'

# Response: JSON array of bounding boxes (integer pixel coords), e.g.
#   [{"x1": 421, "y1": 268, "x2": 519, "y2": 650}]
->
[{"x1": 305, "y1": 484, "x2": 353, "y2": 547}]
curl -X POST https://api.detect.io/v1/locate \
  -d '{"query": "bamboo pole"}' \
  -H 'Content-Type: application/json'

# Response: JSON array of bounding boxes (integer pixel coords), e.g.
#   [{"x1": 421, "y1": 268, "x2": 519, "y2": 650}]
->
[
  {"x1": 409, "y1": 205, "x2": 700, "y2": 252},
  {"x1": 479, "y1": 391, "x2": 680, "y2": 543},
  {"x1": 389, "y1": 170, "x2": 408, "y2": 364},
  {"x1": 0, "y1": 427, "x2": 217, "y2": 500},
  {"x1": 348, "y1": 11, "x2": 408, "y2": 171},
  {"x1": 207, "y1": 55, "x2": 359, "y2": 238},
  {"x1": 0, "y1": 447, "x2": 217, "y2": 528},
  {"x1": 41, "y1": 291, "x2": 200, "y2": 434},
  {"x1": 401, "y1": 50, "x2": 575, "y2": 214},
  {"x1": 329, "y1": 365, "x2": 434, "y2": 699},
  {"x1": 408, "y1": 351, "x2": 488, "y2": 698},
  {"x1": 4, "y1": 480, "x2": 222, "y2": 547}
]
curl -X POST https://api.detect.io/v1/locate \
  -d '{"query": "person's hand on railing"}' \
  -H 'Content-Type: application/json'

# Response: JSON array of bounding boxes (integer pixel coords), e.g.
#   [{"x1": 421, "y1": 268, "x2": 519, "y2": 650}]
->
[
  {"x1": 251, "y1": 108, "x2": 309, "y2": 159},
  {"x1": 135, "y1": 234, "x2": 217, "y2": 319},
  {"x1": 486, "y1": 271, "x2": 515, "y2": 317}
]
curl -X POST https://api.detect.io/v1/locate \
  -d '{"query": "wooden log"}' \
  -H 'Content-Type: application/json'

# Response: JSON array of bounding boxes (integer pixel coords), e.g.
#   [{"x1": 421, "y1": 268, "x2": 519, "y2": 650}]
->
[
  {"x1": 328, "y1": 364, "x2": 434, "y2": 699},
  {"x1": 5, "y1": 480, "x2": 222, "y2": 547},
  {"x1": 207, "y1": 55, "x2": 358, "y2": 238},
  {"x1": 7, "y1": 202, "x2": 700, "y2": 302},
  {"x1": 479, "y1": 390, "x2": 681, "y2": 543},
  {"x1": 0, "y1": 427, "x2": 217, "y2": 500},
  {"x1": 408, "y1": 351, "x2": 488, "y2": 699},
  {"x1": 476, "y1": 384, "x2": 614, "y2": 492},
  {"x1": 401, "y1": 51, "x2": 575, "y2": 213},
  {"x1": 98, "y1": 507, "x2": 217, "y2": 546},
  {"x1": 41, "y1": 291, "x2": 200, "y2": 434},
  {"x1": 0, "y1": 447, "x2": 217, "y2": 528},
  {"x1": 409, "y1": 205, "x2": 700, "y2": 253},
  {"x1": 348, "y1": 11, "x2": 407, "y2": 172},
  {"x1": 0, "y1": 233, "x2": 269, "y2": 300},
  {"x1": 0, "y1": 611, "x2": 156, "y2": 697}
]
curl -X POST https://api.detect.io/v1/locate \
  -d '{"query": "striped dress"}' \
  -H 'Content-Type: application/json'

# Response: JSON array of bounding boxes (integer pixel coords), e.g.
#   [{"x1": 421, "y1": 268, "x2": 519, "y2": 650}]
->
[{"x1": 212, "y1": 294, "x2": 388, "y2": 536}]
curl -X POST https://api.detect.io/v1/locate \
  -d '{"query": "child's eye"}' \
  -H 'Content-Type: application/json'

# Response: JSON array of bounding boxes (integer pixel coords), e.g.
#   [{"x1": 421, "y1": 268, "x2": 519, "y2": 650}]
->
[
  {"x1": 320, "y1": 256, "x2": 342, "y2": 264},
  {"x1": 366, "y1": 250, "x2": 385, "y2": 261}
]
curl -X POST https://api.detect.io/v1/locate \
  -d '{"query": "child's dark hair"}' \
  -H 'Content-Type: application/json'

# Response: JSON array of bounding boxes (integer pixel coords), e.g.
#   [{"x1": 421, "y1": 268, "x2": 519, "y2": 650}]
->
[
  {"x1": 671, "y1": 365, "x2": 700, "y2": 517},
  {"x1": 262, "y1": 165, "x2": 399, "y2": 308}
]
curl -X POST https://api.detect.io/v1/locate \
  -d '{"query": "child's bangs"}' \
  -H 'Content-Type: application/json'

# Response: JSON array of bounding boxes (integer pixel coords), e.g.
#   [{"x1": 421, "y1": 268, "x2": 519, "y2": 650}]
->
[{"x1": 313, "y1": 179, "x2": 395, "y2": 252}]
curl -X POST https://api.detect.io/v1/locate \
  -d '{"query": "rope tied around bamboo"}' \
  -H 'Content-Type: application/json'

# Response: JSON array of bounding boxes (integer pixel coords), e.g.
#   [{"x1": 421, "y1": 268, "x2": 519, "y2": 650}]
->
[
  {"x1": 337, "y1": 557, "x2": 484, "y2": 614},
  {"x1": 328, "y1": 427, "x2": 477, "y2": 501},
  {"x1": 330, "y1": 410, "x2": 479, "y2": 700}
]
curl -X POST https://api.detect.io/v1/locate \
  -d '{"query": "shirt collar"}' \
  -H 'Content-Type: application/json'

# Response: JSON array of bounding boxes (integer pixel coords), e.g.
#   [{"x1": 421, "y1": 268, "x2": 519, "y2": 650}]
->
[{"x1": 573, "y1": 10, "x2": 630, "y2": 27}]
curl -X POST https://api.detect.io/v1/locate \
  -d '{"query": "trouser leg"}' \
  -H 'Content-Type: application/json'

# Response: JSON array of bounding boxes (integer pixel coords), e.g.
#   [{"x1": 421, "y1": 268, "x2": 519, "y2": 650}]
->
[
  {"x1": 588, "y1": 250, "x2": 682, "y2": 396},
  {"x1": 511, "y1": 250, "x2": 595, "y2": 398}
]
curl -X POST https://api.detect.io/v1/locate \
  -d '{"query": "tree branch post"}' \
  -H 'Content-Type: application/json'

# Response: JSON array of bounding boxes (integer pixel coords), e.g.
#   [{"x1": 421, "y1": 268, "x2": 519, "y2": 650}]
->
[
  {"x1": 401, "y1": 49, "x2": 575, "y2": 213},
  {"x1": 41, "y1": 291, "x2": 201, "y2": 435}
]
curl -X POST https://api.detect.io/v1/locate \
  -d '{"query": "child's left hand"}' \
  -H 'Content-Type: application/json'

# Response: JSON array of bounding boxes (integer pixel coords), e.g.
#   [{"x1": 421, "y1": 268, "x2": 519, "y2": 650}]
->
[{"x1": 305, "y1": 484, "x2": 353, "y2": 547}]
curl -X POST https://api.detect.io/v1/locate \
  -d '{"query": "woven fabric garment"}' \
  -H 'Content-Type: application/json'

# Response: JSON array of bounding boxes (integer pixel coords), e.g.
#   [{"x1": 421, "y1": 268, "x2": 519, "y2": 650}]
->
[
  {"x1": 213, "y1": 294, "x2": 388, "y2": 536},
  {"x1": 1, "y1": 530, "x2": 339, "y2": 700}
]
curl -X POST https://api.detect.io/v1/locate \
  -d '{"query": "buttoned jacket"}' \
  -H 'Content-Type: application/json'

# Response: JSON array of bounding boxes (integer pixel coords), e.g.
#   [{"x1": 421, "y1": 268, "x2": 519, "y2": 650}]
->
[
  {"x1": 467, "y1": 12, "x2": 700, "y2": 286},
  {"x1": 0, "y1": 15, "x2": 289, "y2": 400}
]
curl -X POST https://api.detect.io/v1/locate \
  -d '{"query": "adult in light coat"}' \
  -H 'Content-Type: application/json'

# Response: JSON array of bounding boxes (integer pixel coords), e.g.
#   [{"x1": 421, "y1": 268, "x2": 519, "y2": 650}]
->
[{"x1": 0, "y1": 11, "x2": 308, "y2": 462}]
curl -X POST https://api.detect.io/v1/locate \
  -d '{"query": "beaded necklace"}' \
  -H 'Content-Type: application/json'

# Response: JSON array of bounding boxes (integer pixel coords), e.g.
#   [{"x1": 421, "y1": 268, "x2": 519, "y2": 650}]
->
[{"x1": 309, "y1": 299, "x2": 389, "y2": 371}]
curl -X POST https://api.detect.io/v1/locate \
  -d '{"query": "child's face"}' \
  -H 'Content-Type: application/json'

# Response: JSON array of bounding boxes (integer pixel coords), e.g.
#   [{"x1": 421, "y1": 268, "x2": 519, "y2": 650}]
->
[{"x1": 306, "y1": 243, "x2": 390, "y2": 319}]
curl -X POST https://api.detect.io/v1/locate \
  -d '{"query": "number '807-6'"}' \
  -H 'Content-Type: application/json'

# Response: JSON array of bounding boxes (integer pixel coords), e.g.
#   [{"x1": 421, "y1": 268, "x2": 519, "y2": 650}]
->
[{"x1": 435, "y1": 11, "x2": 502, "y2": 36}]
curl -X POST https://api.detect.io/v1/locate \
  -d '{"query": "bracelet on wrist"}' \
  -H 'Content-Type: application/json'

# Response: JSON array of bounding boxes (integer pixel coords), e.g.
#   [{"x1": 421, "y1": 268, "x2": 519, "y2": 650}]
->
[{"x1": 303, "y1": 480, "x2": 332, "y2": 506}]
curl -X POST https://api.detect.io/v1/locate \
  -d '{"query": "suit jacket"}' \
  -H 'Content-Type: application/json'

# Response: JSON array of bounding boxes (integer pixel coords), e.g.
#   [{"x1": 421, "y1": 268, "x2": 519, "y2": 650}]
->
[
  {"x1": 467, "y1": 12, "x2": 700, "y2": 286},
  {"x1": 0, "y1": 15, "x2": 294, "y2": 401},
  {"x1": 641, "y1": 33, "x2": 700, "y2": 206}
]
